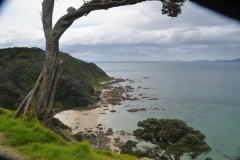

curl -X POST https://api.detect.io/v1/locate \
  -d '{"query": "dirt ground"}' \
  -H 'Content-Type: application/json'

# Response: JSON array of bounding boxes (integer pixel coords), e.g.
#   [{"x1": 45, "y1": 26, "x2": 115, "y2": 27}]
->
[{"x1": 0, "y1": 133, "x2": 23, "y2": 160}]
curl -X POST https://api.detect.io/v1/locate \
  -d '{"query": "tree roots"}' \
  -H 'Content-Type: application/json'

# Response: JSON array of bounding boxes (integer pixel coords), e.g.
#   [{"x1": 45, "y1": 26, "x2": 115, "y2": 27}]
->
[{"x1": 13, "y1": 71, "x2": 43, "y2": 118}]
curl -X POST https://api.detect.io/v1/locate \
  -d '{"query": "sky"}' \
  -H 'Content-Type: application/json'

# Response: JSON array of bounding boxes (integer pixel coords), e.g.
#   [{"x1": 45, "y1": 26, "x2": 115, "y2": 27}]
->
[{"x1": 0, "y1": 0, "x2": 239, "y2": 62}]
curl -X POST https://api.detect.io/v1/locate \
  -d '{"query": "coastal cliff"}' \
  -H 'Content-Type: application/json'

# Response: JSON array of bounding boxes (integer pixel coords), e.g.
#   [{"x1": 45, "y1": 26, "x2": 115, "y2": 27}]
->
[{"x1": 0, "y1": 47, "x2": 111, "y2": 111}]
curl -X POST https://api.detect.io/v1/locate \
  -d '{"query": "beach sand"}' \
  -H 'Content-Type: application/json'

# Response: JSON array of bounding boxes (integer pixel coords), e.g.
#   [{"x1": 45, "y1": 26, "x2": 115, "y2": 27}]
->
[
  {"x1": 54, "y1": 84, "x2": 124, "y2": 134},
  {"x1": 54, "y1": 89, "x2": 111, "y2": 134},
  {"x1": 54, "y1": 106, "x2": 108, "y2": 134}
]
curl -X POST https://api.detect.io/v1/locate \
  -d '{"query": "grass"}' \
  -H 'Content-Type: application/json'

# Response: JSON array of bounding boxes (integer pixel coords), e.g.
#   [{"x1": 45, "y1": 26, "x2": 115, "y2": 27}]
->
[{"x1": 0, "y1": 108, "x2": 137, "y2": 160}]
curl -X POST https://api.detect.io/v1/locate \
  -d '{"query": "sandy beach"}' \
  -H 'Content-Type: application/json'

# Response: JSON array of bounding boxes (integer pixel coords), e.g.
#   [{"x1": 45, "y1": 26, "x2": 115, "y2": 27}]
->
[
  {"x1": 54, "y1": 105, "x2": 109, "y2": 134},
  {"x1": 54, "y1": 89, "x2": 112, "y2": 134}
]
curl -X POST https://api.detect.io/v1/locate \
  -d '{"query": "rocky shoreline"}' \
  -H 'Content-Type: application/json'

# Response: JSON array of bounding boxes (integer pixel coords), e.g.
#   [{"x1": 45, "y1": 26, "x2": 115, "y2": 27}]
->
[{"x1": 54, "y1": 77, "x2": 166, "y2": 153}]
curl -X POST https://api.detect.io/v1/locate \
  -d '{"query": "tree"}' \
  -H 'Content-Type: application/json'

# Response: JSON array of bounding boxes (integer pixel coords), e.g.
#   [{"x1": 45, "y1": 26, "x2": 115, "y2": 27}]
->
[
  {"x1": 132, "y1": 118, "x2": 211, "y2": 160},
  {"x1": 13, "y1": 0, "x2": 186, "y2": 127}
]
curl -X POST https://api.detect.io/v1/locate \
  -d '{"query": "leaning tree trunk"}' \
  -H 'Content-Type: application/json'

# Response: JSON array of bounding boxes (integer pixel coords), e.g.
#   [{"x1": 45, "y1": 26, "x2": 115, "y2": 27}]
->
[
  {"x1": 34, "y1": 41, "x2": 61, "y2": 127},
  {"x1": 13, "y1": 0, "x2": 61, "y2": 128},
  {"x1": 13, "y1": 40, "x2": 61, "y2": 127}
]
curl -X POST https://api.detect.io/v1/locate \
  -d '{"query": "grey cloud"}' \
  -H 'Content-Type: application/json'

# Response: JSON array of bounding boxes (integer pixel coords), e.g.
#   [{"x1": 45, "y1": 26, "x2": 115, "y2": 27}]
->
[
  {"x1": 0, "y1": 0, "x2": 239, "y2": 62},
  {"x1": 60, "y1": 34, "x2": 240, "y2": 61}
]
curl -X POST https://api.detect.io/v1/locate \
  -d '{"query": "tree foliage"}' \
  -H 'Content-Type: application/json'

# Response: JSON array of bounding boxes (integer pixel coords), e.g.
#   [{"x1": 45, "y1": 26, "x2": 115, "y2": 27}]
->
[{"x1": 129, "y1": 118, "x2": 211, "y2": 160}]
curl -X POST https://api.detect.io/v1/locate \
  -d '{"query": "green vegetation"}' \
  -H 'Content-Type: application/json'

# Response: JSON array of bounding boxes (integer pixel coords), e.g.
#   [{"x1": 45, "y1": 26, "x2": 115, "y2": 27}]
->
[
  {"x1": 0, "y1": 108, "x2": 136, "y2": 160},
  {"x1": 0, "y1": 47, "x2": 111, "y2": 111},
  {"x1": 121, "y1": 118, "x2": 211, "y2": 160}
]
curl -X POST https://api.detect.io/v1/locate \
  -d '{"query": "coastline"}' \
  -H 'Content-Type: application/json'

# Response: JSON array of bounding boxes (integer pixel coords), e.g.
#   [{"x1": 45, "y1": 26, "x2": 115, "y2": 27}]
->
[
  {"x1": 54, "y1": 78, "x2": 130, "y2": 151},
  {"x1": 54, "y1": 77, "x2": 161, "y2": 150},
  {"x1": 54, "y1": 78, "x2": 126, "y2": 134},
  {"x1": 54, "y1": 77, "x2": 163, "y2": 152}
]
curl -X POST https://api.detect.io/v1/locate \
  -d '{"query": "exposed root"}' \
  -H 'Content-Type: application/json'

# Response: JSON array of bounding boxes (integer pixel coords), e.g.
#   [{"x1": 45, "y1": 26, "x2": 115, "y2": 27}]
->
[
  {"x1": 12, "y1": 92, "x2": 31, "y2": 118},
  {"x1": 13, "y1": 71, "x2": 43, "y2": 118},
  {"x1": 53, "y1": 127, "x2": 76, "y2": 142},
  {"x1": 23, "y1": 71, "x2": 43, "y2": 116}
]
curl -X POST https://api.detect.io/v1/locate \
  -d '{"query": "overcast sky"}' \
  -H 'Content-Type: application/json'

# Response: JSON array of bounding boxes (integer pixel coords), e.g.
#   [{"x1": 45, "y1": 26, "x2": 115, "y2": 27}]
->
[{"x1": 0, "y1": 0, "x2": 239, "y2": 62}]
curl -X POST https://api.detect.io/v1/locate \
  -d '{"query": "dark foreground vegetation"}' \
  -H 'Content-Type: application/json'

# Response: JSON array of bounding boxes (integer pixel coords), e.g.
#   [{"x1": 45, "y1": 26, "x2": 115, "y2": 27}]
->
[
  {"x1": 120, "y1": 118, "x2": 212, "y2": 160},
  {"x1": 0, "y1": 47, "x2": 110, "y2": 111}
]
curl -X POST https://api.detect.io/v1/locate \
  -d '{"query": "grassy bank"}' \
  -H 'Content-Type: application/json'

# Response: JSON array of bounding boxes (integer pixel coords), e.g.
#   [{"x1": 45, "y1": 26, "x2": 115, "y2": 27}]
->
[{"x1": 0, "y1": 108, "x2": 136, "y2": 160}]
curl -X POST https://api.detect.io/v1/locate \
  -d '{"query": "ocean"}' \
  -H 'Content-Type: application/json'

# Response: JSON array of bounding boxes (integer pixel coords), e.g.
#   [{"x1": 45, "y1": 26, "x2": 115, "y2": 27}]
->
[{"x1": 95, "y1": 62, "x2": 240, "y2": 160}]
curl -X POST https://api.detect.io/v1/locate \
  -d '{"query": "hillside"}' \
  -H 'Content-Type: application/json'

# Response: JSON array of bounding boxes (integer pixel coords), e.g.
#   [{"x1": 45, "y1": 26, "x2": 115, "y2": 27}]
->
[
  {"x1": 214, "y1": 58, "x2": 240, "y2": 62},
  {"x1": 0, "y1": 47, "x2": 111, "y2": 111}
]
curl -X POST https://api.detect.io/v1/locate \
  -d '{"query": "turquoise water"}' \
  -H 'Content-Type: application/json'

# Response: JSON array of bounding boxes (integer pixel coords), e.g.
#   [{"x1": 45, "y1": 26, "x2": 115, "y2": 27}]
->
[{"x1": 95, "y1": 62, "x2": 240, "y2": 160}]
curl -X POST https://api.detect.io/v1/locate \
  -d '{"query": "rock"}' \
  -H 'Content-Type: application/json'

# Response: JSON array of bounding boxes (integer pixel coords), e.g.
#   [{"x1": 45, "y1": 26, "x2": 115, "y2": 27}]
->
[
  {"x1": 127, "y1": 109, "x2": 139, "y2": 112},
  {"x1": 87, "y1": 133, "x2": 98, "y2": 147},
  {"x1": 119, "y1": 130, "x2": 125, "y2": 136},
  {"x1": 98, "y1": 136, "x2": 111, "y2": 149},
  {"x1": 52, "y1": 117, "x2": 72, "y2": 132},
  {"x1": 110, "y1": 109, "x2": 116, "y2": 113},
  {"x1": 127, "y1": 132, "x2": 132, "y2": 136},
  {"x1": 74, "y1": 131, "x2": 112, "y2": 148},
  {"x1": 114, "y1": 137, "x2": 125, "y2": 147},
  {"x1": 142, "y1": 97, "x2": 150, "y2": 99},
  {"x1": 73, "y1": 131, "x2": 84, "y2": 142},
  {"x1": 150, "y1": 107, "x2": 160, "y2": 110},
  {"x1": 87, "y1": 129, "x2": 92, "y2": 133},
  {"x1": 149, "y1": 98, "x2": 159, "y2": 100},
  {"x1": 127, "y1": 108, "x2": 146, "y2": 112},
  {"x1": 106, "y1": 128, "x2": 114, "y2": 136},
  {"x1": 125, "y1": 85, "x2": 134, "y2": 92},
  {"x1": 143, "y1": 88, "x2": 151, "y2": 90}
]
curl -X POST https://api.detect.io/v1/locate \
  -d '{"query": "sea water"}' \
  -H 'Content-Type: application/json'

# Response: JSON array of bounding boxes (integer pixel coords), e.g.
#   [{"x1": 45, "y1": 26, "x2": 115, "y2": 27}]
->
[{"x1": 95, "y1": 62, "x2": 240, "y2": 160}]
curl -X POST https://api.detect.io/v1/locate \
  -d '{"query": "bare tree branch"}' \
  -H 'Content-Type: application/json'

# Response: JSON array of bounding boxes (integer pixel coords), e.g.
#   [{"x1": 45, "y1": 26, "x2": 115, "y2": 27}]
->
[{"x1": 53, "y1": 0, "x2": 151, "y2": 41}]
